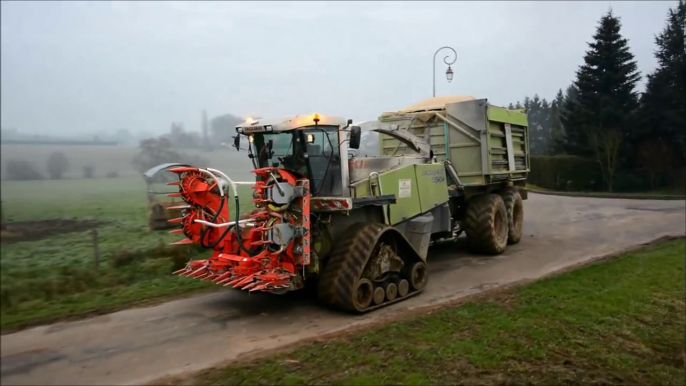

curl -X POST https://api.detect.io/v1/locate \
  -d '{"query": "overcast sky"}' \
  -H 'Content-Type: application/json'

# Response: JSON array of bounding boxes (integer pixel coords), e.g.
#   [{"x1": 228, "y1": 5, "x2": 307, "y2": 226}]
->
[{"x1": 0, "y1": 1, "x2": 676, "y2": 136}]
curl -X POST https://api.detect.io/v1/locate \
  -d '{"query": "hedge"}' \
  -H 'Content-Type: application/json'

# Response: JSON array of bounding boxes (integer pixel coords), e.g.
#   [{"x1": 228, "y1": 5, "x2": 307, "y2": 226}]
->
[
  {"x1": 529, "y1": 155, "x2": 603, "y2": 192},
  {"x1": 529, "y1": 155, "x2": 684, "y2": 193}
]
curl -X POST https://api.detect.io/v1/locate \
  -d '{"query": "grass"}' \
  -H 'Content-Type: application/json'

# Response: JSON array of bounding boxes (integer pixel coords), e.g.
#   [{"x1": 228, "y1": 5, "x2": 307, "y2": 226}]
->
[
  {"x1": 525, "y1": 183, "x2": 549, "y2": 191},
  {"x1": 0, "y1": 176, "x2": 255, "y2": 331},
  {"x1": 186, "y1": 238, "x2": 686, "y2": 386}
]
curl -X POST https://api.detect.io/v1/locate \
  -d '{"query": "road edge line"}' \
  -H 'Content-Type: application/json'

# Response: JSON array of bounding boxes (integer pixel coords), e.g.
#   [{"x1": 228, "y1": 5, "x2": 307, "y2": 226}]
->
[{"x1": 527, "y1": 189, "x2": 686, "y2": 200}]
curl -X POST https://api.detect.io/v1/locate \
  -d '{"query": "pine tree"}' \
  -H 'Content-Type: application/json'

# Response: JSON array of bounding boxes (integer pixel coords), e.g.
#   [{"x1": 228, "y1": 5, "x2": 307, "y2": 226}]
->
[
  {"x1": 638, "y1": 0, "x2": 685, "y2": 164},
  {"x1": 561, "y1": 10, "x2": 641, "y2": 191},
  {"x1": 540, "y1": 98, "x2": 551, "y2": 154},
  {"x1": 554, "y1": 89, "x2": 564, "y2": 113},
  {"x1": 548, "y1": 89, "x2": 566, "y2": 154},
  {"x1": 561, "y1": 10, "x2": 641, "y2": 158},
  {"x1": 528, "y1": 95, "x2": 543, "y2": 155},
  {"x1": 559, "y1": 85, "x2": 579, "y2": 153},
  {"x1": 549, "y1": 100, "x2": 564, "y2": 154},
  {"x1": 523, "y1": 96, "x2": 532, "y2": 111},
  {"x1": 518, "y1": 94, "x2": 553, "y2": 155}
]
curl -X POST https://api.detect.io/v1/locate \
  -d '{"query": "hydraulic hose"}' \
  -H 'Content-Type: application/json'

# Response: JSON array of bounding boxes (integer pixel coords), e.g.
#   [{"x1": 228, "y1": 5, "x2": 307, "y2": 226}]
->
[
  {"x1": 199, "y1": 193, "x2": 227, "y2": 248},
  {"x1": 233, "y1": 195, "x2": 258, "y2": 256},
  {"x1": 196, "y1": 169, "x2": 226, "y2": 248}
]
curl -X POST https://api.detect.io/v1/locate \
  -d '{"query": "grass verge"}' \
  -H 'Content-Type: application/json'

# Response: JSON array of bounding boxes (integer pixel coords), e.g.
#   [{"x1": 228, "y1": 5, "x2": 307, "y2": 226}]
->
[
  {"x1": 0, "y1": 177, "x2": 254, "y2": 332},
  {"x1": 184, "y1": 238, "x2": 686, "y2": 385}
]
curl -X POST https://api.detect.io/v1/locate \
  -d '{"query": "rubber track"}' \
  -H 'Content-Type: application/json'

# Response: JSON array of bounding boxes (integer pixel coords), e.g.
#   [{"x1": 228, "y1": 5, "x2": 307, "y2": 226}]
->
[
  {"x1": 317, "y1": 222, "x2": 424, "y2": 313},
  {"x1": 499, "y1": 187, "x2": 523, "y2": 245},
  {"x1": 463, "y1": 193, "x2": 508, "y2": 255}
]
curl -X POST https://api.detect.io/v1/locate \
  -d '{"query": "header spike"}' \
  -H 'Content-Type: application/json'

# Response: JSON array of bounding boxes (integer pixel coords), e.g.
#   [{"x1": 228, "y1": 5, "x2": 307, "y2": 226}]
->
[{"x1": 170, "y1": 238, "x2": 193, "y2": 245}]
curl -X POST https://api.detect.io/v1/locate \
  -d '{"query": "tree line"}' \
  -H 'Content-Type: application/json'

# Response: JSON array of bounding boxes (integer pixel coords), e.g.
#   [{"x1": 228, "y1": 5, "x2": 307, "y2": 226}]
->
[
  {"x1": 513, "y1": 2, "x2": 684, "y2": 192},
  {"x1": 158, "y1": 111, "x2": 246, "y2": 150}
]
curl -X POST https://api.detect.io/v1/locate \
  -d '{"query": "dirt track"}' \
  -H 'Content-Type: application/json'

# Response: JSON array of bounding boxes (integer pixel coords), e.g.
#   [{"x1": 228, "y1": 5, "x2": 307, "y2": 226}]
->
[{"x1": 1, "y1": 193, "x2": 685, "y2": 386}]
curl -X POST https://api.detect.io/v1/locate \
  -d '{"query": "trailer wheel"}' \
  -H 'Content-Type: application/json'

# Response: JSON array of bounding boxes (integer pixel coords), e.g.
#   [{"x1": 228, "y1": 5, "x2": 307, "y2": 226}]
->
[
  {"x1": 464, "y1": 193, "x2": 508, "y2": 254},
  {"x1": 500, "y1": 188, "x2": 523, "y2": 245}
]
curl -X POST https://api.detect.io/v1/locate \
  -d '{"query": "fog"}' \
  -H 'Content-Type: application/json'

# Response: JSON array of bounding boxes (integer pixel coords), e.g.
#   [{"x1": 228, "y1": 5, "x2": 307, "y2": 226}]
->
[{"x1": 1, "y1": 1, "x2": 674, "y2": 137}]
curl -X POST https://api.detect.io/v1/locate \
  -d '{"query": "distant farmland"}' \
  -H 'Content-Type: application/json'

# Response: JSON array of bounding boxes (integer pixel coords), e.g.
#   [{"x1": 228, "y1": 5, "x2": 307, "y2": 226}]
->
[{"x1": 0, "y1": 144, "x2": 255, "y2": 181}]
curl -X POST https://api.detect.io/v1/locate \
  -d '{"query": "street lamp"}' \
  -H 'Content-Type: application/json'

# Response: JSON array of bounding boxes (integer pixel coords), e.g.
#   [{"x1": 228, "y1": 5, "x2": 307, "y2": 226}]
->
[{"x1": 433, "y1": 46, "x2": 457, "y2": 97}]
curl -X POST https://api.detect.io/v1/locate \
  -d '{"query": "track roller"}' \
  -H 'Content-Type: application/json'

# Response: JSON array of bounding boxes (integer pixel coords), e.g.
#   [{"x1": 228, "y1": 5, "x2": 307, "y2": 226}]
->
[
  {"x1": 373, "y1": 286, "x2": 385, "y2": 305},
  {"x1": 397, "y1": 279, "x2": 410, "y2": 297},
  {"x1": 383, "y1": 281, "x2": 398, "y2": 302}
]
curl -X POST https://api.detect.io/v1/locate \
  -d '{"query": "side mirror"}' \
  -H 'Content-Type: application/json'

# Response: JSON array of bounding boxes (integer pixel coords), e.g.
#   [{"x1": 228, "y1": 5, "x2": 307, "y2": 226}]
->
[
  {"x1": 349, "y1": 126, "x2": 362, "y2": 149},
  {"x1": 233, "y1": 135, "x2": 240, "y2": 151}
]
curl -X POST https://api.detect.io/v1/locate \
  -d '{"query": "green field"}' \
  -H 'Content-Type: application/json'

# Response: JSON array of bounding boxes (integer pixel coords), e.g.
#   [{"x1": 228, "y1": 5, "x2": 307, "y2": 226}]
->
[
  {"x1": 0, "y1": 175, "x2": 254, "y2": 331},
  {"x1": 184, "y1": 239, "x2": 686, "y2": 386}
]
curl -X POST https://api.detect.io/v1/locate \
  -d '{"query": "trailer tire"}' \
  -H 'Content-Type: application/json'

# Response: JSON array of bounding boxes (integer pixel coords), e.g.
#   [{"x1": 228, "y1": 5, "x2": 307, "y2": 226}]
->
[
  {"x1": 464, "y1": 193, "x2": 508, "y2": 254},
  {"x1": 500, "y1": 187, "x2": 523, "y2": 245}
]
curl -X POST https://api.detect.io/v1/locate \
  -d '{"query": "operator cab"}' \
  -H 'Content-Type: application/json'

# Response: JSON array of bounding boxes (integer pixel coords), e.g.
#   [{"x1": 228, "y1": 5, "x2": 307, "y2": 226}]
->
[{"x1": 234, "y1": 114, "x2": 362, "y2": 197}]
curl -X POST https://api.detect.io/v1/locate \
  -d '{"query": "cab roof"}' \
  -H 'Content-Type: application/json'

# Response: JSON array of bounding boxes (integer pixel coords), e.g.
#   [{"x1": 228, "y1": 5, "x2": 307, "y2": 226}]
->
[{"x1": 235, "y1": 114, "x2": 347, "y2": 133}]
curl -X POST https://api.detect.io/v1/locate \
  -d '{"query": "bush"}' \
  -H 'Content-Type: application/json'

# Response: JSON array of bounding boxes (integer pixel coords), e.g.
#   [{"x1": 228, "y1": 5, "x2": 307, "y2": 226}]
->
[
  {"x1": 4, "y1": 158, "x2": 44, "y2": 181},
  {"x1": 105, "y1": 171, "x2": 119, "y2": 178},
  {"x1": 529, "y1": 155, "x2": 681, "y2": 193},
  {"x1": 46, "y1": 151, "x2": 69, "y2": 180},
  {"x1": 529, "y1": 155, "x2": 603, "y2": 192},
  {"x1": 614, "y1": 170, "x2": 655, "y2": 193},
  {"x1": 83, "y1": 166, "x2": 95, "y2": 179},
  {"x1": 110, "y1": 249, "x2": 140, "y2": 268}
]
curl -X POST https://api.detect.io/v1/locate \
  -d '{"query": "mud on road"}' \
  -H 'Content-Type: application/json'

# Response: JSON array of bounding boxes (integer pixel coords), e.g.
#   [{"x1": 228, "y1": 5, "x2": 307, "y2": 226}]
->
[{"x1": 1, "y1": 193, "x2": 685, "y2": 386}]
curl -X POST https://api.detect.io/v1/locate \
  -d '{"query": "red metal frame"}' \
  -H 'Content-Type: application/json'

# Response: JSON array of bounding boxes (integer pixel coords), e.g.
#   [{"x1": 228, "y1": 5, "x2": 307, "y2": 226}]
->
[{"x1": 168, "y1": 166, "x2": 311, "y2": 293}]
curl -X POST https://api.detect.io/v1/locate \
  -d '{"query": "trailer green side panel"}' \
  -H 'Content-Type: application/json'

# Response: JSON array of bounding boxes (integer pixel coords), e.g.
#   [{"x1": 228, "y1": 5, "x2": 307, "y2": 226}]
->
[{"x1": 377, "y1": 98, "x2": 529, "y2": 187}]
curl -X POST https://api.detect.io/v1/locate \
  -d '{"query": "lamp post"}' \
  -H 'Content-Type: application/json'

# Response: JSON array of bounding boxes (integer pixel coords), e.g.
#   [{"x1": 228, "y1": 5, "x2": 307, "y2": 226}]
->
[{"x1": 433, "y1": 46, "x2": 457, "y2": 97}]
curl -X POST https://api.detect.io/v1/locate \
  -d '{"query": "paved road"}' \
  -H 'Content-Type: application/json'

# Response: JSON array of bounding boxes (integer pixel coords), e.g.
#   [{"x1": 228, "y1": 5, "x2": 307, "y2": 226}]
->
[{"x1": 1, "y1": 194, "x2": 684, "y2": 386}]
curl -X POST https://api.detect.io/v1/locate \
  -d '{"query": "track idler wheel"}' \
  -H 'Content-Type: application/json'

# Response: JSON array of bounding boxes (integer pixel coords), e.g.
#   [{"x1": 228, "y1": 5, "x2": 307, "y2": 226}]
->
[
  {"x1": 409, "y1": 261, "x2": 429, "y2": 291},
  {"x1": 354, "y1": 279, "x2": 374, "y2": 311}
]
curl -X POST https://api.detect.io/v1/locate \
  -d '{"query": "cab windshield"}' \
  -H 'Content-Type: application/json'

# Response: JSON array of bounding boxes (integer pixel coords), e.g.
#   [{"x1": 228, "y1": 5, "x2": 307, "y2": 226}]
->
[{"x1": 251, "y1": 125, "x2": 341, "y2": 195}]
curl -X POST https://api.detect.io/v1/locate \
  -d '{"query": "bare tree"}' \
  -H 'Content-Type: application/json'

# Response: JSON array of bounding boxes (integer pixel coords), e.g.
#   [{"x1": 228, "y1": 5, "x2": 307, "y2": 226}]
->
[
  {"x1": 132, "y1": 137, "x2": 181, "y2": 174},
  {"x1": 638, "y1": 139, "x2": 674, "y2": 190},
  {"x1": 131, "y1": 137, "x2": 209, "y2": 182},
  {"x1": 202, "y1": 110, "x2": 209, "y2": 148},
  {"x1": 83, "y1": 165, "x2": 95, "y2": 179},
  {"x1": 46, "y1": 151, "x2": 70, "y2": 180},
  {"x1": 588, "y1": 129, "x2": 623, "y2": 192}
]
